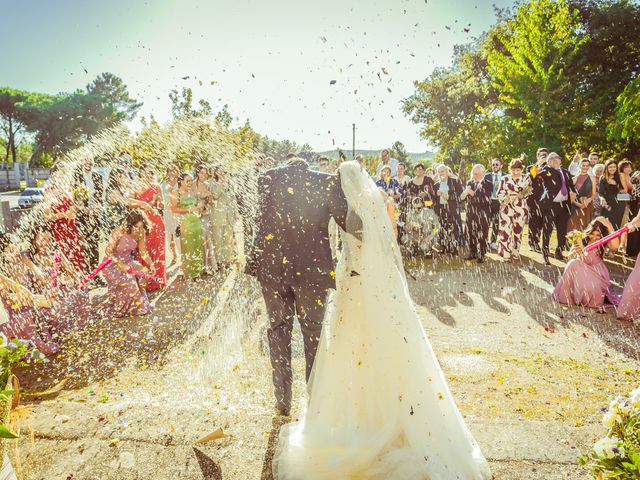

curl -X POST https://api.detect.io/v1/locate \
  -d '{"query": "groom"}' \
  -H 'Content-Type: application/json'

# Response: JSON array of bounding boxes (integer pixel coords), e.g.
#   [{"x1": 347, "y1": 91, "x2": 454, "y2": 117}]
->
[{"x1": 247, "y1": 156, "x2": 348, "y2": 416}]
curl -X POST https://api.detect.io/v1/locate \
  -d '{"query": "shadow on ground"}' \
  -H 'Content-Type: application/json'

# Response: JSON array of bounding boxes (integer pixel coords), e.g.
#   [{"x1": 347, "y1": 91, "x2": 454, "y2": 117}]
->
[
  {"x1": 15, "y1": 273, "x2": 230, "y2": 395},
  {"x1": 407, "y1": 242, "x2": 640, "y2": 360}
]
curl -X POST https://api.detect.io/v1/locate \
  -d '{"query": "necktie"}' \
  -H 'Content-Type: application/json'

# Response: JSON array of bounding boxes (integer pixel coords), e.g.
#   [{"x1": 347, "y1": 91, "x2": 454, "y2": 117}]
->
[{"x1": 560, "y1": 170, "x2": 568, "y2": 197}]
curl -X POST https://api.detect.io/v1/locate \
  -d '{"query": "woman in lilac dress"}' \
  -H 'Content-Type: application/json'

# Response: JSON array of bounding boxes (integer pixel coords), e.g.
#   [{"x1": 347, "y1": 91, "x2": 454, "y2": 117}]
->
[
  {"x1": 618, "y1": 210, "x2": 640, "y2": 321},
  {"x1": 0, "y1": 234, "x2": 58, "y2": 354},
  {"x1": 553, "y1": 217, "x2": 618, "y2": 308},
  {"x1": 97, "y1": 211, "x2": 152, "y2": 318},
  {"x1": 23, "y1": 227, "x2": 90, "y2": 334}
]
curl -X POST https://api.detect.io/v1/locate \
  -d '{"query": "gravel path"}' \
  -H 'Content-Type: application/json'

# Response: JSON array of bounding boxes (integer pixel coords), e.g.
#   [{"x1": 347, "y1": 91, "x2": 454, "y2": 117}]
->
[{"x1": 11, "y1": 246, "x2": 640, "y2": 479}]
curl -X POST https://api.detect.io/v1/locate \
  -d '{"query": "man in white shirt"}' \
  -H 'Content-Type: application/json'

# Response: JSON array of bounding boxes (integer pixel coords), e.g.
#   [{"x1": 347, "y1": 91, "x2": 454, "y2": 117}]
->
[
  {"x1": 567, "y1": 151, "x2": 582, "y2": 176},
  {"x1": 376, "y1": 149, "x2": 399, "y2": 178},
  {"x1": 587, "y1": 151, "x2": 600, "y2": 175},
  {"x1": 539, "y1": 152, "x2": 576, "y2": 264},
  {"x1": 317, "y1": 156, "x2": 330, "y2": 173}
]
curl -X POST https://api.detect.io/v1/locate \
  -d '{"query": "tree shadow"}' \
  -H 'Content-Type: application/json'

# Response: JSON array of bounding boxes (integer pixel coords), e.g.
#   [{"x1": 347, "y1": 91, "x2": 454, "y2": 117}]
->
[{"x1": 408, "y1": 247, "x2": 640, "y2": 361}]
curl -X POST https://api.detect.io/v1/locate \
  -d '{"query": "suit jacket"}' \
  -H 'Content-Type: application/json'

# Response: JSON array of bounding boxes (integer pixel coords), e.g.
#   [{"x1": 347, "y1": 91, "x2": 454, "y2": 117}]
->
[
  {"x1": 465, "y1": 177, "x2": 493, "y2": 217},
  {"x1": 536, "y1": 166, "x2": 576, "y2": 210},
  {"x1": 72, "y1": 168, "x2": 105, "y2": 205},
  {"x1": 71, "y1": 168, "x2": 106, "y2": 236},
  {"x1": 210, "y1": 181, "x2": 237, "y2": 226},
  {"x1": 433, "y1": 176, "x2": 463, "y2": 216},
  {"x1": 249, "y1": 160, "x2": 348, "y2": 289},
  {"x1": 484, "y1": 171, "x2": 504, "y2": 201}
]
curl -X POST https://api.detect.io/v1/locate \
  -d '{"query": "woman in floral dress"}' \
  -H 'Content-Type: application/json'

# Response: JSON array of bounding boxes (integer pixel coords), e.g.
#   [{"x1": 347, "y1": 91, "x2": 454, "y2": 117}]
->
[{"x1": 497, "y1": 158, "x2": 531, "y2": 260}]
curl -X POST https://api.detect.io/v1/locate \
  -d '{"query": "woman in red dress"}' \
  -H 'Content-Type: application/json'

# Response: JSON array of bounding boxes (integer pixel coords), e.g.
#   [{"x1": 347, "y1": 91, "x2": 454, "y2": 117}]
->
[
  {"x1": 44, "y1": 182, "x2": 87, "y2": 274},
  {"x1": 132, "y1": 164, "x2": 167, "y2": 290}
]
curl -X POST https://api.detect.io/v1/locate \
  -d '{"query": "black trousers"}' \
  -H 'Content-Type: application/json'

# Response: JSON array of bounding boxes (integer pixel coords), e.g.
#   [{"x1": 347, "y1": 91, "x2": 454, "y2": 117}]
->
[
  {"x1": 628, "y1": 199, "x2": 640, "y2": 257},
  {"x1": 466, "y1": 210, "x2": 490, "y2": 257},
  {"x1": 436, "y1": 208, "x2": 459, "y2": 253},
  {"x1": 488, "y1": 199, "x2": 500, "y2": 243},
  {"x1": 528, "y1": 201, "x2": 543, "y2": 247},
  {"x1": 76, "y1": 215, "x2": 102, "y2": 273},
  {"x1": 260, "y1": 281, "x2": 329, "y2": 413},
  {"x1": 541, "y1": 202, "x2": 570, "y2": 255}
]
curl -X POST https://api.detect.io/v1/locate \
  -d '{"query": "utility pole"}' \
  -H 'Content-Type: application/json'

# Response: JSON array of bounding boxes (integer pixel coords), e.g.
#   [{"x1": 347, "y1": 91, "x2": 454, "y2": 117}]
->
[{"x1": 352, "y1": 123, "x2": 356, "y2": 159}]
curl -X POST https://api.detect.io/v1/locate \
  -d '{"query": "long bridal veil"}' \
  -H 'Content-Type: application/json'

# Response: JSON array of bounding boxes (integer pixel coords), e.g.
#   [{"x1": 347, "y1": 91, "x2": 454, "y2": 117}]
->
[{"x1": 273, "y1": 161, "x2": 491, "y2": 480}]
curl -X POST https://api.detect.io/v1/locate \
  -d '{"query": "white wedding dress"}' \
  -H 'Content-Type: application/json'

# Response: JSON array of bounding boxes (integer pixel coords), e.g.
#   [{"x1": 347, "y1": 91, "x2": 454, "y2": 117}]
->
[{"x1": 272, "y1": 161, "x2": 492, "y2": 480}]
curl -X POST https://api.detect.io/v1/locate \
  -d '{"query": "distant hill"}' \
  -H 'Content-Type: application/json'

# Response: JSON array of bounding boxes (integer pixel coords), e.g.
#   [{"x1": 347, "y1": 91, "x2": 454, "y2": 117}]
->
[{"x1": 312, "y1": 149, "x2": 435, "y2": 163}]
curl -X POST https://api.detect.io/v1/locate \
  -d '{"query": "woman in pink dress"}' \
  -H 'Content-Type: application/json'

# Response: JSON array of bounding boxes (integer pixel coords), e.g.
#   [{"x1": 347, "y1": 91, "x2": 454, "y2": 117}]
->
[
  {"x1": 553, "y1": 217, "x2": 619, "y2": 308},
  {"x1": 96, "y1": 211, "x2": 152, "y2": 318},
  {"x1": 0, "y1": 233, "x2": 58, "y2": 354},
  {"x1": 132, "y1": 164, "x2": 167, "y2": 291},
  {"x1": 23, "y1": 227, "x2": 90, "y2": 334},
  {"x1": 618, "y1": 210, "x2": 640, "y2": 321}
]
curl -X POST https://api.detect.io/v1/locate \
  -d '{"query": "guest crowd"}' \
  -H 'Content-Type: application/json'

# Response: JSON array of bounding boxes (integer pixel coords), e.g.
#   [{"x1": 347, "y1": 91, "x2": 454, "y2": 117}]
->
[
  {"x1": 1, "y1": 145, "x2": 640, "y2": 357},
  {"x1": 0, "y1": 152, "x2": 255, "y2": 355},
  {"x1": 360, "y1": 147, "x2": 640, "y2": 322}
]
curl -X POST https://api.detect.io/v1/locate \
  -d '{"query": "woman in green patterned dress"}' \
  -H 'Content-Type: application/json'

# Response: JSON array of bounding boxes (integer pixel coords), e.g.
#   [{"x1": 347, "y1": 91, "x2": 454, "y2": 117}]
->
[{"x1": 170, "y1": 173, "x2": 204, "y2": 279}]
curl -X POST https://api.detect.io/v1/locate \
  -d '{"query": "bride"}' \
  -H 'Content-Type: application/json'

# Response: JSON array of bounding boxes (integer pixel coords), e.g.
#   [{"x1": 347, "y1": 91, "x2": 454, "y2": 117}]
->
[{"x1": 272, "y1": 161, "x2": 492, "y2": 479}]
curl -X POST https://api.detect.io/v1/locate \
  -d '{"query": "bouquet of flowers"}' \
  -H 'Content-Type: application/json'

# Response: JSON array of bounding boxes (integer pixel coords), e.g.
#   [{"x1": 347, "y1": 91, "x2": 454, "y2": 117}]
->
[
  {"x1": 566, "y1": 230, "x2": 585, "y2": 247},
  {"x1": 72, "y1": 185, "x2": 89, "y2": 205},
  {"x1": 580, "y1": 387, "x2": 640, "y2": 478},
  {"x1": 0, "y1": 335, "x2": 45, "y2": 434}
]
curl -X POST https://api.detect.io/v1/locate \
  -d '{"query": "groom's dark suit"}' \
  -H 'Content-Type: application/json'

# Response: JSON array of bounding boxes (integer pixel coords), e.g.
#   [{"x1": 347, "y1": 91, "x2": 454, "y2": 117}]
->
[{"x1": 248, "y1": 159, "x2": 348, "y2": 415}]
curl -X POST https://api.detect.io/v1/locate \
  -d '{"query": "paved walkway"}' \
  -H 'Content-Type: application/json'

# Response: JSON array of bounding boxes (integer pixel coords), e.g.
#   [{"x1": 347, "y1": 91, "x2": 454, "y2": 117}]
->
[{"x1": 11, "y1": 246, "x2": 640, "y2": 479}]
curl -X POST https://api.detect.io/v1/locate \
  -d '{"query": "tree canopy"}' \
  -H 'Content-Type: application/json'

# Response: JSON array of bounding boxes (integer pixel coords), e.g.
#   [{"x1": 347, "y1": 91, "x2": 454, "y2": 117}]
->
[
  {"x1": 0, "y1": 72, "x2": 142, "y2": 166},
  {"x1": 404, "y1": 0, "x2": 640, "y2": 164}
]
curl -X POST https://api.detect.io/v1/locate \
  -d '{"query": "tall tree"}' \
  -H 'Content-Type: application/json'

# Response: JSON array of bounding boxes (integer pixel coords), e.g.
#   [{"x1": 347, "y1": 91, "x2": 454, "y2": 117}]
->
[
  {"x1": 86, "y1": 72, "x2": 142, "y2": 121},
  {"x1": 389, "y1": 140, "x2": 409, "y2": 162},
  {"x1": 569, "y1": 0, "x2": 640, "y2": 155},
  {"x1": 611, "y1": 78, "x2": 640, "y2": 145},
  {"x1": 169, "y1": 87, "x2": 212, "y2": 119},
  {"x1": 20, "y1": 91, "x2": 112, "y2": 164},
  {"x1": 403, "y1": 41, "x2": 501, "y2": 163},
  {"x1": 214, "y1": 104, "x2": 232, "y2": 128},
  {"x1": 0, "y1": 88, "x2": 31, "y2": 163},
  {"x1": 486, "y1": 0, "x2": 587, "y2": 156}
]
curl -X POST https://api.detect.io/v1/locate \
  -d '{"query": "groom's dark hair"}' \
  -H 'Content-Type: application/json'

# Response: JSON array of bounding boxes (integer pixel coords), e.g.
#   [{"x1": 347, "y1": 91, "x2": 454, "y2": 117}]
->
[{"x1": 286, "y1": 153, "x2": 297, "y2": 160}]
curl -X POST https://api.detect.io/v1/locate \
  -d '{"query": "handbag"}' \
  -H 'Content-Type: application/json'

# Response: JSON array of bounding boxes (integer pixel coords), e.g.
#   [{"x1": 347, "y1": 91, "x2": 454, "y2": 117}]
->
[{"x1": 617, "y1": 193, "x2": 631, "y2": 202}]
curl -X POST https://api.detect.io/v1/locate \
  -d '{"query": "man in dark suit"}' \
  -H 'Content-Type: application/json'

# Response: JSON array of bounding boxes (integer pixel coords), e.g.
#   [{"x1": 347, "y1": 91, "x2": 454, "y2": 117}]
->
[
  {"x1": 247, "y1": 157, "x2": 348, "y2": 416},
  {"x1": 537, "y1": 152, "x2": 576, "y2": 265},
  {"x1": 72, "y1": 156, "x2": 105, "y2": 272},
  {"x1": 527, "y1": 148, "x2": 548, "y2": 251},
  {"x1": 463, "y1": 164, "x2": 493, "y2": 263},
  {"x1": 485, "y1": 158, "x2": 504, "y2": 250}
]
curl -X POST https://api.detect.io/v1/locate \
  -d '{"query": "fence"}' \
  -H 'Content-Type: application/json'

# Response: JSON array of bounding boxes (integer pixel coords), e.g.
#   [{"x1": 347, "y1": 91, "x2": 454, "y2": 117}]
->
[{"x1": 0, "y1": 163, "x2": 51, "y2": 191}]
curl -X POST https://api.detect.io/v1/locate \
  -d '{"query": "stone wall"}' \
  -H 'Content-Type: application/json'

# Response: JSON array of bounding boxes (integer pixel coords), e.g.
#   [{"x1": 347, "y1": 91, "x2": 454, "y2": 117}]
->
[{"x1": 0, "y1": 163, "x2": 50, "y2": 191}]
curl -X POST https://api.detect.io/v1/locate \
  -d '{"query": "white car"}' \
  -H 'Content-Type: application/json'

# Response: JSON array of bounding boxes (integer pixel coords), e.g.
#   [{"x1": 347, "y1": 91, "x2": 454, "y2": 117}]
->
[{"x1": 18, "y1": 188, "x2": 44, "y2": 209}]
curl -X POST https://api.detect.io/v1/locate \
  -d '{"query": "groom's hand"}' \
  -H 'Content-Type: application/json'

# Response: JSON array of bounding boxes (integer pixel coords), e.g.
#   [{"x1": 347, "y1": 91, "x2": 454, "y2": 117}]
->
[{"x1": 346, "y1": 210, "x2": 363, "y2": 241}]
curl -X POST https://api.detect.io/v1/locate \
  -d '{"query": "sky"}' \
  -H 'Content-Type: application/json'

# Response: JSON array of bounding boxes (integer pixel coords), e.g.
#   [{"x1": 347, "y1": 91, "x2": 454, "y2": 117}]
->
[{"x1": 1, "y1": 0, "x2": 515, "y2": 152}]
